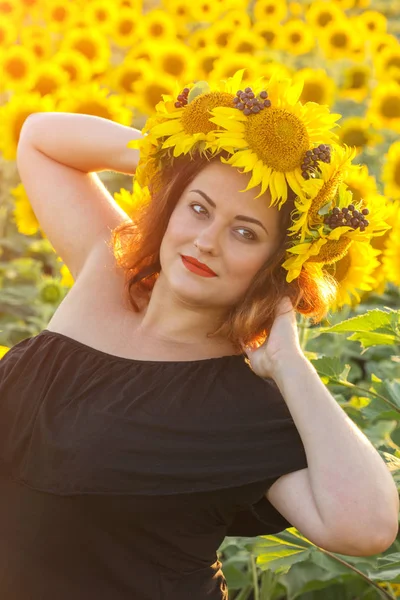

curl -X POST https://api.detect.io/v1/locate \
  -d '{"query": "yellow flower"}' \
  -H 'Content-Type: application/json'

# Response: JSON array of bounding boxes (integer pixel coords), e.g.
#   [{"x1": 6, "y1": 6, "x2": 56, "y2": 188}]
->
[
  {"x1": 367, "y1": 81, "x2": 400, "y2": 133},
  {"x1": 320, "y1": 19, "x2": 361, "y2": 60},
  {"x1": 253, "y1": 0, "x2": 287, "y2": 22},
  {"x1": 0, "y1": 346, "x2": 10, "y2": 360},
  {"x1": 0, "y1": 91, "x2": 54, "y2": 161},
  {"x1": 59, "y1": 26, "x2": 110, "y2": 75},
  {"x1": 306, "y1": 1, "x2": 344, "y2": 31},
  {"x1": 20, "y1": 25, "x2": 53, "y2": 62},
  {"x1": 0, "y1": 45, "x2": 37, "y2": 93},
  {"x1": 10, "y1": 183, "x2": 40, "y2": 236},
  {"x1": 382, "y1": 141, "x2": 400, "y2": 200},
  {"x1": 382, "y1": 208, "x2": 400, "y2": 286},
  {"x1": 143, "y1": 69, "x2": 247, "y2": 162},
  {"x1": 324, "y1": 240, "x2": 381, "y2": 311},
  {"x1": 339, "y1": 65, "x2": 371, "y2": 103},
  {"x1": 210, "y1": 54, "x2": 261, "y2": 84},
  {"x1": 136, "y1": 9, "x2": 177, "y2": 43},
  {"x1": 344, "y1": 164, "x2": 378, "y2": 203},
  {"x1": 375, "y1": 46, "x2": 400, "y2": 81},
  {"x1": 283, "y1": 187, "x2": 391, "y2": 282},
  {"x1": 52, "y1": 50, "x2": 93, "y2": 85},
  {"x1": 56, "y1": 82, "x2": 132, "y2": 125},
  {"x1": 280, "y1": 19, "x2": 315, "y2": 56},
  {"x1": 337, "y1": 117, "x2": 383, "y2": 153},
  {"x1": 29, "y1": 62, "x2": 70, "y2": 98},
  {"x1": 209, "y1": 69, "x2": 341, "y2": 207},
  {"x1": 293, "y1": 68, "x2": 336, "y2": 106},
  {"x1": 288, "y1": 145, "x2": 357, "y2": 242},
  {"x1": 252, "y1": 20, "x2": 283, "y2": 51},
  {"x1": 356, "y1": 10, "x2": 387, "y2": 36},
  {"x1": 111, "y1": 7, "x2": 144, "y2": 48}
]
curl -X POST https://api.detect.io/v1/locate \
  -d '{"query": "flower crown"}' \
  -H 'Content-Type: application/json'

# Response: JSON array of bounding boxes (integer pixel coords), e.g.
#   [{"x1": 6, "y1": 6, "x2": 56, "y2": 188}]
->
[{"x1": 127, "y1": 69, "x2": 391, "y2": 286}]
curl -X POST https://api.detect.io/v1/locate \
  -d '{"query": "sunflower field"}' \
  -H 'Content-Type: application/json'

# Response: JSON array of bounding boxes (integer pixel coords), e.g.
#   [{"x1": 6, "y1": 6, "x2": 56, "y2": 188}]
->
[{"x1": 1, "y1": 0, "x2": 400, "y2": 598}]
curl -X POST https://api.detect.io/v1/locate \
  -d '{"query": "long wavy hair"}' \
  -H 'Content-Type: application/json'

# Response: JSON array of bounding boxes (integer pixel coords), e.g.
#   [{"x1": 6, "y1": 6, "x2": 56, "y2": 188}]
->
[{"x1": 109, "y1": 150, "x2": 337, "y2": 352}]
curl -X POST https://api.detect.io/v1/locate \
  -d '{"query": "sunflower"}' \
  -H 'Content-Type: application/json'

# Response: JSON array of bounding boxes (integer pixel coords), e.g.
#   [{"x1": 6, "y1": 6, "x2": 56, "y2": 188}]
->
[
  {"x1": 56, "y1": 82, "x2": 132, "y2": 125},
  {"x1": 320, "y1": 19, "x2": 360, "y2": 60},
  {"x1": 344, "y1": 164, "x2": 378, "y2": 203},
  {"x1": 288, "y1": 145, "x2": 357, "y2": 242},
  {"x1": 204, "y1": 20, "x2": 236, "y2": 50},
  {"x1": 375, "y1": 46, "x2": 400, "y2": 81},
  {"x1": 195, "y1": 46, "x2": 221, "y2": 79},
  {"x1": 222, "y1": 8, "x2": 252, "y2": 30},
  {"x1": 59, "y1": 27, "x2": 111, "y2": 76},
  {"x1": 189, "y1": 0, "x2": 223, "y2": 22},
  {"x1": 282, "y1": 183, "x2": 391, "y2": 283},
  {"x1": 306, "y1": 1, "x2": 344, "y2": 31},
  {"x1": 293, "y1": 68, "x2": 336, "y2": 106},
  {"x1": 112, "y1": 7, "x2": 144, "y2": 48},
  {"x1": 0, "y1": 91, "x2": 55, "y2": 161},
  {"x1": 252, "y1": 20, "x2": 283, "y2": 51},
  {"x1": 208, "y1": 69, "x2": 341, "y2": 207},
  {"x1": 150, "y1": 39, "x2": 196, "y2": 81},
  {"x1": 187, "y1": 28, "x2": 210, "y2": 51},
  {"x1": 52, "y1": 50, "x2": 92, "y2": 85},
  {"x1": 382, "y1": 141, "x2": 400, "y2": 200},
  {"x1": 0, "y1": 44, "x2": 37, "y2": 93},
  {"x1": 20, "y1": 25, "x2": 53, "y2": 61},
  {"x1": 130, "y1": 71, "x2": 178, "y2": 116},
  {"x1": 141, "y1": 70, "x2": 245, "y2": 162},
  {"x1": 367, "y1": 81, "x2": 400, "y2": 133},
  {"x1": 253, "y1": 0, "x2": 287, "y2": 22},
  {"x1": 337, "y1": 117, "x2": 383, "y2": 154},
  {"x1": 136, "y1": 9, "x2": 177, "y2": 42},
  {"x1": 356, "y1": 10, "x2": 387, "y2": 36},
  {"x1": 324, "y1": 240, "x2": 381, "y2": 311},
  {"x1": 368, "y1": 33, "x2": 399, "y2": 58},
  {"x1": 281, "y1": 19, "x2": 315, "y2": 56},
  {"x1": 42, "y1": 0, "x2": 79, "y2": 32},
  {"x1": 339, "y1": 65, "x2": 371, "y2": 103},
  {"x1": 29, "y1": 62, "x2": 70, "y2": 97},
  {"x1": 10, "y1": 183, "x2": 40, "y2": 236},
  {"x1": 225, "y1": 29, "x2": 265, "y2": 55},
  {"x1": 210, "y1": 54, "x2": 261, "y2": 83},
  {"x1": 162, "y1": 0, "x2": 192, "y2": 30},
  {"x1": 82, "y1": 0, "x2": 118, "y2": 35},
  {"x1": 382, "y1": 210, "x2": 400, "y2": 286},
  {"x1": 107, "y1": 58, "x2": 148, "y2": 99},
  {"x1": 0, "y1": 14, "x2": 17, "y2": 53}
]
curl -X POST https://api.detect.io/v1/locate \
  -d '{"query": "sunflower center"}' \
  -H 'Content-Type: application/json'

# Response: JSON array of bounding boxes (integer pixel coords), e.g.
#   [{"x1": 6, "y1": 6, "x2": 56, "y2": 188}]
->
[
  {"x1": 386, "y1": 56, "x2": 400, "y2": 70},
  {"x1": 290, "y1": 32, "x2": 302, "y2": 44},
  {"x1": 331, "y1": 32, "x2": 348, "y2": 48},
  {"x1": 150, "y1": 23, "x2": 164, "y2": 37},
  {"x1": 394, "y1": 160, "x2": 400, "y2": 187},
  {"x1": 309, "y1": 172, "x2": 342, "y2": 226},
  {"x1": 341, "y1": 128, "x2": 368, "y2": 147},
  {"x1": 120, "y1": 19, "x2": 134, "y2": 35},
  {"x1": 236, "y1": 41, "x2": 255, "y2": 53},
  {"x1": 6, "y1": 57, "x2": 27, "y2": 79},
  {"x1": 380, "y1": 95, "x2": 400, "y2": 118},
  {"x1": 308, "y1": 237, "x2": 353, "y2": 264},
  {"x1": 300, "y1": 82, "x2": 325, "y2": 104},
  {"x1": 181, "y1": 91, "x2": 235, "y2": 135},
  {"x1": 317, "y1": 11, "x2": 333, "y2": 26},
  {"x1": 246, "y1": 107, "x2": 309, "y2": 172},
  {"x1": 162, "y1": 55, "x2": 185, "y2": 76},
  {"x1": 325, "y1": 252, "x2": 351, "y2": 281},
  {"x1": 348, "y1": 70, "x2": 367, "y2": 88},
  {"x1": 261, "y1": 30, "x2": 275, "y2": 44},
  {"x1": 73, "y1": 39, "x2": 97, "y2": 60}
]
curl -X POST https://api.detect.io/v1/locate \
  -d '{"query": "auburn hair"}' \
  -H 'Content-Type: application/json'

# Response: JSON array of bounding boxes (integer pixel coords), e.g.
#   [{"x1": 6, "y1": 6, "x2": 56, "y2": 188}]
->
[{"x1": 109, "y1": 150, "x2": 337, "y2": 353}]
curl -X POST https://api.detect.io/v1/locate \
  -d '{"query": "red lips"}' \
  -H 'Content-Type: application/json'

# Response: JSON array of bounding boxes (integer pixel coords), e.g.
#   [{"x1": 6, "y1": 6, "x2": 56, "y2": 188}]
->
[{"x1": 181, "y1": 255, "x2": 217, "y2": 276}]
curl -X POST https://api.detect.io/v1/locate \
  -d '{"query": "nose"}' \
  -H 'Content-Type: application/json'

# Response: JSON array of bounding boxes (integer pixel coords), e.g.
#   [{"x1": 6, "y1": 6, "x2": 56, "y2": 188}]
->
[{"x1": 194, "y1": 221, "x2": 221, "y2": 255}]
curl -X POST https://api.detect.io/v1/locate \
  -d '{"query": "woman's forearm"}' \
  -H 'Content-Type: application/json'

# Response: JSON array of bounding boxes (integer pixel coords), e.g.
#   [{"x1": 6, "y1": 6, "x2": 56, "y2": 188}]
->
[{"x1": 19, "y1": 112, "x2": 143, "y2": 175}]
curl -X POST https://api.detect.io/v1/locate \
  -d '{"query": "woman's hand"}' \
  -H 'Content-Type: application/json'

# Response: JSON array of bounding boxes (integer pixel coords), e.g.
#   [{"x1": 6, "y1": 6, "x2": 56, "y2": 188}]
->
[{"x1": 241, "y1": 296, "x2": 305, "y2": 379}]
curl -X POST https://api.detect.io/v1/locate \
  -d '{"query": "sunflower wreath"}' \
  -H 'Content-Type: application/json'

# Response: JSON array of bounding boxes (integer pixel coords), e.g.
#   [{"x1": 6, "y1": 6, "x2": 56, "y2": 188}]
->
[{"x1": 127, "y1": 69, "x2": 392, "y2": 285}]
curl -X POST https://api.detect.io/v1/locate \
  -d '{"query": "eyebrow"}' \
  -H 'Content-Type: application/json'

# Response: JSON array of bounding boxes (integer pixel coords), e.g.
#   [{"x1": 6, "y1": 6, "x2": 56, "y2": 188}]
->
[{"x1": 190, "y1": 190, "x2": 269, "y2": 235}]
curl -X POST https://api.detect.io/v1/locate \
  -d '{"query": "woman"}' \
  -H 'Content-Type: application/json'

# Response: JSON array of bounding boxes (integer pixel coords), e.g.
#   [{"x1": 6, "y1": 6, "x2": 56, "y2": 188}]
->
[{"x1": 1, "y1": 69, "x2": 398, "y2": 599}]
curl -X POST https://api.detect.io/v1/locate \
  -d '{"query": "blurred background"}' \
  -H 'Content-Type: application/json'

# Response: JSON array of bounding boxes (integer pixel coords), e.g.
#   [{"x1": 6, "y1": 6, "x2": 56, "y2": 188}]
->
[{"x1": 1, "y1": 1, "x2": 400, "y2": 597}]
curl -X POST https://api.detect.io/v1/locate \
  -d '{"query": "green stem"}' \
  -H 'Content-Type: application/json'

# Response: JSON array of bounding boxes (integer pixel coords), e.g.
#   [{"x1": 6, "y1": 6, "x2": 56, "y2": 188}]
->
[
  {"x1": 250, "y1": 554, "x2": 260, "y2": 600},
  {"x1": 317, "y1": 547, "x2": 396, "y2": 599},
  {"x1": 327, "y1": 378, "x2": 400, "y2": 413}
]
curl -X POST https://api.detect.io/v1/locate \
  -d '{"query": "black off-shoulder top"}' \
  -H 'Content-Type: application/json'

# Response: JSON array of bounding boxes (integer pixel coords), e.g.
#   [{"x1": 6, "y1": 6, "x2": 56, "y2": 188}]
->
[{"x1": 0, "y1": 329, "x2": 308, "y2": 600}]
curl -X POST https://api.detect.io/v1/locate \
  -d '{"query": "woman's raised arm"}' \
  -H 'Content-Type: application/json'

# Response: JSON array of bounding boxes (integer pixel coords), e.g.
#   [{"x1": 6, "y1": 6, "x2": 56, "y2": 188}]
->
[{"x1": 19, "y1": 112, "x2": 143, "y2": 175}]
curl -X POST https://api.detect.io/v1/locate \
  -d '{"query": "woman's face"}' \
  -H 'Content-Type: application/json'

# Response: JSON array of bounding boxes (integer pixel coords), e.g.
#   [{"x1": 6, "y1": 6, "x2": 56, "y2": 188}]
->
[{"x1": 159, "y1": 160, "x2": 282, "y2": 310}]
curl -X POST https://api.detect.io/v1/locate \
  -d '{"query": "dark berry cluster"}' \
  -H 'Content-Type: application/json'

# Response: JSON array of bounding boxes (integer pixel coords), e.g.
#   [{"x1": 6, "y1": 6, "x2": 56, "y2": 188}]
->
[
  {"x1": 301, "y1": 145, "x2": 331, "y2": 179},
  {"x1": 233, "y1": 87, "x2": 271, "y2": 115},
  {"x1": 174, "y1": 87, "x2": 190, "y2": 108},
  {"x1": 323, "y1": 205, "x2": 370, "y2": 232}
]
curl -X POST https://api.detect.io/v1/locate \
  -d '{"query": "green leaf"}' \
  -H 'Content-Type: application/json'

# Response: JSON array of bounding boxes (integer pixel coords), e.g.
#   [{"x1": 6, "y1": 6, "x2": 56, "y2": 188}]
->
[
  {"x1": 347, "y1": 331, "x2": 398, "y2": 350},
  {"x1": 323, "y1": 308, "x2": 398, "y2": 335},
  {"x1": 310, "y1": 356, "x2": 351, "y2": 384}
]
